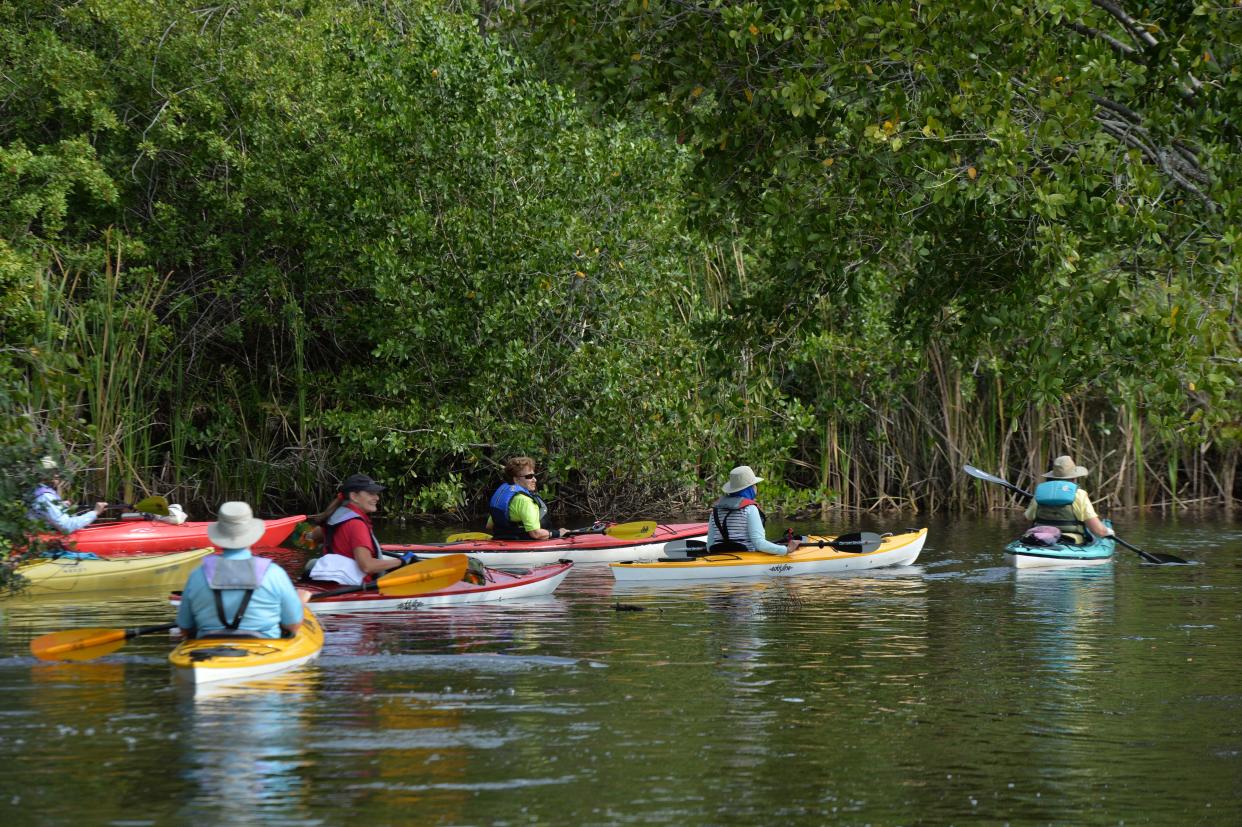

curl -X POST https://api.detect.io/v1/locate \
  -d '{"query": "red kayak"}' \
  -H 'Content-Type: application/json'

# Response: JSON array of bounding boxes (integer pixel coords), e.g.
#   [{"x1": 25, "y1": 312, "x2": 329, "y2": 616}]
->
[
  {"x1": 300, "y1": 561, "x2": 573, "y2": 613},
  {"x1": 46, "y1": 514, "x2": 305, "y2": 557},
  {"x1": 382, "y1": 522, "x2": 708, "y2": 567}
]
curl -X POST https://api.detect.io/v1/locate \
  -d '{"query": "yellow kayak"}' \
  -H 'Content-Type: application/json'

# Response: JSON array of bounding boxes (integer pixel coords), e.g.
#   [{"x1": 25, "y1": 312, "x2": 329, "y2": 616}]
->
[
  {"x1": 612, "y1": 528, "x2": 927, "y2": 581},
  {"x1": 11, "y1": 548, "x2": 214, "y2": 595},
  {"x1": 169, "y1": 608, "x2": 323, "y2": 685}
]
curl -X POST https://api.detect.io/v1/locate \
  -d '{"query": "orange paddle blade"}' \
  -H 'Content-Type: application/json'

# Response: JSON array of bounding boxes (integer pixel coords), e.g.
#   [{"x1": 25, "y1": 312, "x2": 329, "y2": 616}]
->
[
  {"x1": 375, "y1": 554, "x2": 469, "y2": 596},
  {"x1": 30, "y1": 623, "x2": 177, "y2": 662},
  {"x1": 31, "y1": 628, "x2": 128, "y2": 661}
]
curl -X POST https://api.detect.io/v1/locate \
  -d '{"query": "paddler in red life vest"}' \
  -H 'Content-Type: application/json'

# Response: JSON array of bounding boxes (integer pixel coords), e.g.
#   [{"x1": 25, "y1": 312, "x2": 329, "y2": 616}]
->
[
  {"x1": 485, "y1": 457, "x2": 569, "y2": 541},
  {"x1": 705, "y1": 465, "x2": 800, "y2": 555},
  {"x1": 306, "y1": 473, "x2": 416, "y2": 586},
  {"x1": 1024, "y1": 455, "x2": 1115, "y2": 545}
]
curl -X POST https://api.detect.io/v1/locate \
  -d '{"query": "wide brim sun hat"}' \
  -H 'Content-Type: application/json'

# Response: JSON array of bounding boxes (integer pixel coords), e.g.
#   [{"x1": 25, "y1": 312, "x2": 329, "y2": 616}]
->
[
  {"x1": 1043, "y1": 455, "x2": 1089, "y2": 479},
  {"x1": 206, "y1": 501, "x2": 267, "y2": 549},
  {"x1": 722, "y1": 465, "x2": 764, "y2": 494}
]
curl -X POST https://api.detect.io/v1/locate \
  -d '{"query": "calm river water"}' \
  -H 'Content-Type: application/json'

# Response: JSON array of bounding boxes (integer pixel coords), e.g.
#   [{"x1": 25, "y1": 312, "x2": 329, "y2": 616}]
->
[{"x1": 1, "y1": 513, "x2": 1240, "y2": 825}]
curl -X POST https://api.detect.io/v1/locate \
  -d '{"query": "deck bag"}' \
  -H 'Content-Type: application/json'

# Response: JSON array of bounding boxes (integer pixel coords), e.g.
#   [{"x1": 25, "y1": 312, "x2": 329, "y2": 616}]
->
[
  {"x1": 198, "y1": 556, "x2": 273, "y2": 639},
  {"x1": 1022, "y1": 525, "x2": 1062, "y2": 546}
]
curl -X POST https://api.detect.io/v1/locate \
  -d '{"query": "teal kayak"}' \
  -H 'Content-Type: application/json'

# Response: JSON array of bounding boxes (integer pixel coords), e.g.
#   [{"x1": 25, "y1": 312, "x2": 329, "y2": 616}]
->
[{"x1": 1003, "y1": 520, "x2": 1115, "y2": 569}]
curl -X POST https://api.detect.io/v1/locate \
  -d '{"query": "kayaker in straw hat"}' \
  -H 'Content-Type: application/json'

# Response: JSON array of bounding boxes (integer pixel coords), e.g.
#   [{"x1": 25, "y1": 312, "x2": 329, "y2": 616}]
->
[
  {"x1": 176, "y1": 501, "x2": 304, "y2": 640},
  {"x1": 27, "y1": 456, "x2": 108, "y2": 535},
  {"x1": 706, "y1": 465, "x2": 800, "y2": 555},
  {"x1": 1024, "y1": 455, "x2": 1114, "y2": 546}
]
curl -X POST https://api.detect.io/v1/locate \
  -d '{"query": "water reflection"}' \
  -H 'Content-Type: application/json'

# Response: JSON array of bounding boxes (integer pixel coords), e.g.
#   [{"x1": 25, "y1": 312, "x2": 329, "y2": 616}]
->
[{"x1": 179, "y1": 671, "x2": 319, "y2": 823}]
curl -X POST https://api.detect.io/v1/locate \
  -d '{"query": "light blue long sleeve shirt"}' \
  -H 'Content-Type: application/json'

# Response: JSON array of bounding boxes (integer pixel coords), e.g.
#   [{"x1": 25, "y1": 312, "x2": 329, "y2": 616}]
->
[
  {"x1": 176, "y1": 548, "x2": 303, "y2": 639},
  {"x1": 705, "y1": 503, "x2": 788, "y2": 554},
  {"x1": 29, "y1": 489, "x2": 100, "y2": 534}
]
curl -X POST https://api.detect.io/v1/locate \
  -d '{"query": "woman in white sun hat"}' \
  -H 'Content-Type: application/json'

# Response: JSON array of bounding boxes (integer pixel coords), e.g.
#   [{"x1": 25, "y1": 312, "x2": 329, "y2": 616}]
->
[
  {"x1": 1024, "y1": 455, "x2": 1113, "y2": 545},
  {"x1": 705, "y1": 466, "x2": 800, "y2": 556},
  {"x1": 176, "y1": 501, "x2": 304, "y2": 640}
]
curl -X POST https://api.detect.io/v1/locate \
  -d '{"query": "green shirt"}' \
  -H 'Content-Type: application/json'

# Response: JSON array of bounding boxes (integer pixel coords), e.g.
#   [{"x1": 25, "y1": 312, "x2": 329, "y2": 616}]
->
[
  {"x1": 485, "y1": 491, "x2": 543, "y2": 534},
  {"x1": 508, "y1": 493, "x2": 542, "y2": 532}
]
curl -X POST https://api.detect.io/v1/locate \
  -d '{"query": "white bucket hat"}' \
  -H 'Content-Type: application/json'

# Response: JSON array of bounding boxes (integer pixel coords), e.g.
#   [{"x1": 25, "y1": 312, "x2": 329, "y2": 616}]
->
[
  {"x1": 723, "y1": 465, "x2": 764, "y2": 494},
  {"x1": 1043, "y1": 455, "x2": 1088, "y2": 479},
  {"x1": 206, "y1": 501, "x2": 267, "y2": 549},
  {"x1": 40, "y1": 456, "x2": 58, "y2": 471}
]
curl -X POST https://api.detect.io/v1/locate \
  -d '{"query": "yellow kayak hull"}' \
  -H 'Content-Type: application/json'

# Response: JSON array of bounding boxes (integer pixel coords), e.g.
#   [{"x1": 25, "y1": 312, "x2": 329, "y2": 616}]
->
[
  {"x1": 12, "y1": 548, "x2": 214, "y2": 595},
  {"x1": 612, "y1": 528, "x2": 927, "y2": 581},
  {"x1": 169, "y1": 609, "x2": 323, "y2": 685}
]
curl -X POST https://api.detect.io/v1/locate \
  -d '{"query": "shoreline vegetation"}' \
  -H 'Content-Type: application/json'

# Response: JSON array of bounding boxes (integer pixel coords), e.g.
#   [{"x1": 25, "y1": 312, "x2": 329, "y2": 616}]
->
[{"x1": 2, "y1": 1, "x2": 1237, "y2": 530}]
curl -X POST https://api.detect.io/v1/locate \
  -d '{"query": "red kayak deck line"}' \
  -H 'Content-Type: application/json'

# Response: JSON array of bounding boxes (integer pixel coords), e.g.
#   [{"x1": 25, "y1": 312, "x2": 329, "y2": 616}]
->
[
  {"x1": 384, "y1": 522, "x2": 707, "y2": 553},
  {"x1": 380, "y1": 522, "x2": 709, "y2": 567},
  {"x1": 46, "y1": 514, "x2": 306, "y2": 557}
]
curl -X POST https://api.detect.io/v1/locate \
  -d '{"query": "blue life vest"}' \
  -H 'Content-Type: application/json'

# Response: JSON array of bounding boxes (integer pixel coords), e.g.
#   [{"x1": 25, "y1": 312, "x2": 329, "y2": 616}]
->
[
  {"x1": 1032, "y1": 480, "x2": 1085, "y2": 539},
  {"x1": 488, "y1": 483, "x2": 549, "y2": 540},
  {"x1": 1034, "y1": 481, "x2": 1078, "y2": 507}
]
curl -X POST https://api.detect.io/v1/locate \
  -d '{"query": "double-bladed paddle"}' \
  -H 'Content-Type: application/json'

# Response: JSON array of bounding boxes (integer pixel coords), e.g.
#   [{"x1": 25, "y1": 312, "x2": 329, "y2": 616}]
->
[
  {"x1": 798, "y1": 531, "x2": 885, "y2": 554},
  {"x1": 29, "y1": 556, "x2": 472, "y2": 662},
  {"x1": 961, "y1": 464, "x2": 1188, "y2": 565},
  {"x1": 445, "y1": 520, "x2": 657, "y2": 543},
  {"x1": 78, "y1": 495, "x2": 171, "y2": 519}
]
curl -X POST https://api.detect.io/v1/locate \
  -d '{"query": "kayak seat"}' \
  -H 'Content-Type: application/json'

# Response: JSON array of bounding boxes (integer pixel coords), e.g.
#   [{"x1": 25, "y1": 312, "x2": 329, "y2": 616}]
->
[{"x1": 188, "y1": 646, "x2": 252, "y2": 660}]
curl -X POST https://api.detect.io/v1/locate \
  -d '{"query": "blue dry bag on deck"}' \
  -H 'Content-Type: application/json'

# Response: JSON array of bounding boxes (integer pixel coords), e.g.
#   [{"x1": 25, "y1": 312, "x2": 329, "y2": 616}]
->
[{"x1": 1034, "y1": 480, "x2": 1078, "y2": 507}]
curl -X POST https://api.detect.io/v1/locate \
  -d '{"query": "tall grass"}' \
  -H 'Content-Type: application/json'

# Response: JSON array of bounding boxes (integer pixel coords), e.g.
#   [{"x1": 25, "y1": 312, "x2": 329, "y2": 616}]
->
[{"x1": 31, "y1": 234, "x2": 170, "y2": 503}]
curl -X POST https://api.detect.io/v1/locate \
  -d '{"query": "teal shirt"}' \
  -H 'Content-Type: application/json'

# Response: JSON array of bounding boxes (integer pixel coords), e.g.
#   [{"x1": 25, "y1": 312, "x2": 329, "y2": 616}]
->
[{"x1": 176, "y1": 548, "x2": 303, "y2": 639}]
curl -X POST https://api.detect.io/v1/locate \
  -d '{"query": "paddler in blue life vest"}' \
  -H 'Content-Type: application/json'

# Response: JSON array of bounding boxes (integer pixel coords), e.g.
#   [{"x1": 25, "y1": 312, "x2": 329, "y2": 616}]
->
[
  {"x1": 485, "y1": 456, "x2": 569, "y2": 541},
  {"x1": 176, "y1": 501, "x2": 304, "y2": 639},
  {"x1": 1024, "y1": 455, "x2": 1115, "y2": 545},
  {"x1": 306, "y1": 473, "x2": 416, "y2": 585},
  {"x1": 27, "y1": 456, "x2": 108, "y2": 535},
  {"x1": 706, "y1": 465, "x2": 800, "y2": 555}
]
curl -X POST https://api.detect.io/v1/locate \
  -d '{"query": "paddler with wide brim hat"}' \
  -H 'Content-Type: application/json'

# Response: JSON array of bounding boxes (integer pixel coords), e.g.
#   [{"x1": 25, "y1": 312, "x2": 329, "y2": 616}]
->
[
  {"x1": 1023, "y1": 455, "x2": 1114, "y2": 545},
  {"x1": 705, "y1": 465, "x2": 800, "y2": 555}
]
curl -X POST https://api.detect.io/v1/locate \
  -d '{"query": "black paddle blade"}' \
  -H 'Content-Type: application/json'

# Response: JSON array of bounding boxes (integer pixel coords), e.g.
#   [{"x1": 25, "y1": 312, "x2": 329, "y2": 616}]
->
[
  {"x1": 1137, "y1": 551, "x2": 1191, "y2": 565},
  {"x1": 1114, "y1": 535, "x2": 1190, "y2": 565},
  {"x1": 818, "y1": 532, "x2": 884, "y2": 554}
]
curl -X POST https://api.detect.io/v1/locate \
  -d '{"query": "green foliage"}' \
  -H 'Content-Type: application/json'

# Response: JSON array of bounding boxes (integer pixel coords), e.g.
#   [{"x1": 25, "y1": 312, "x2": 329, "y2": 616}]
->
[
  {"x1": 0, "y1": 0, "x2": 1236, "y2": 525},
  {"x1": 508, "y1": 0, "x2": 1241, "y2": 507}
]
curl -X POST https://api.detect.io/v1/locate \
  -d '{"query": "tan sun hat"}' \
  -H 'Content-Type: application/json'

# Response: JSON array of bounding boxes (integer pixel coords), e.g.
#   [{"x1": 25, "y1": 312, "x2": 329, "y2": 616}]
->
[
  {"x1": 206, "y1": 501, "x2": 267, "y2": 549},
  {"x1": 1043, "y1": 455, "x2": 1088, "y2": 479},
  {"x1": 723, "y1": 465, "x2": 764, "y2": 494}
]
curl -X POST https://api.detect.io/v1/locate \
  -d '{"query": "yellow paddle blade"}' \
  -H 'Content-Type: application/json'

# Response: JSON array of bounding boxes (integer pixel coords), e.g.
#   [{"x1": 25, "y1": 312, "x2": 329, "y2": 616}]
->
[
  {"x1": 132, "y1": 495, "x2": 170, "y2": 517},
  {"x1": 445, "y1": 531, "x2": 492, "y2": 542},
  {"x1": 603, "y1": 521, "x2": 658, "y2": 540},
  {"x1": 375, "y1": 554, "x2": 470, "y2": 596},
  {"x1": 31, "y1": 628, "x2": 128, "y2": 661}
]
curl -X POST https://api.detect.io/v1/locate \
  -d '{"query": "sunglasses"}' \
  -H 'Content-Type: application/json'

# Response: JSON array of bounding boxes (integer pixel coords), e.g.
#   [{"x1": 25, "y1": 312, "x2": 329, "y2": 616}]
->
[{"x1": 519, "y1": 473, "x2": 538, "y2": 479}]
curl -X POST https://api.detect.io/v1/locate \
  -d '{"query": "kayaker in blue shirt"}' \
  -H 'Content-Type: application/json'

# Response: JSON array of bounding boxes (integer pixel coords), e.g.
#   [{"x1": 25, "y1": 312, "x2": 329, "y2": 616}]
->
[
  {"x1": 706, "y1": 465, "x2": 800, "y2": 555},
  {"x1": 177, "y1": 501, "x2": 305, "y2": 640},
  {"x1": 485, "y1": 456, "x2": 569, "y2": 541},
  {"x1": 28, "y1": 456, "x2": 108, "y2": 534},
  {"x1": 1023, "y1": 455, "x2": 1114, "y2": 545}
]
